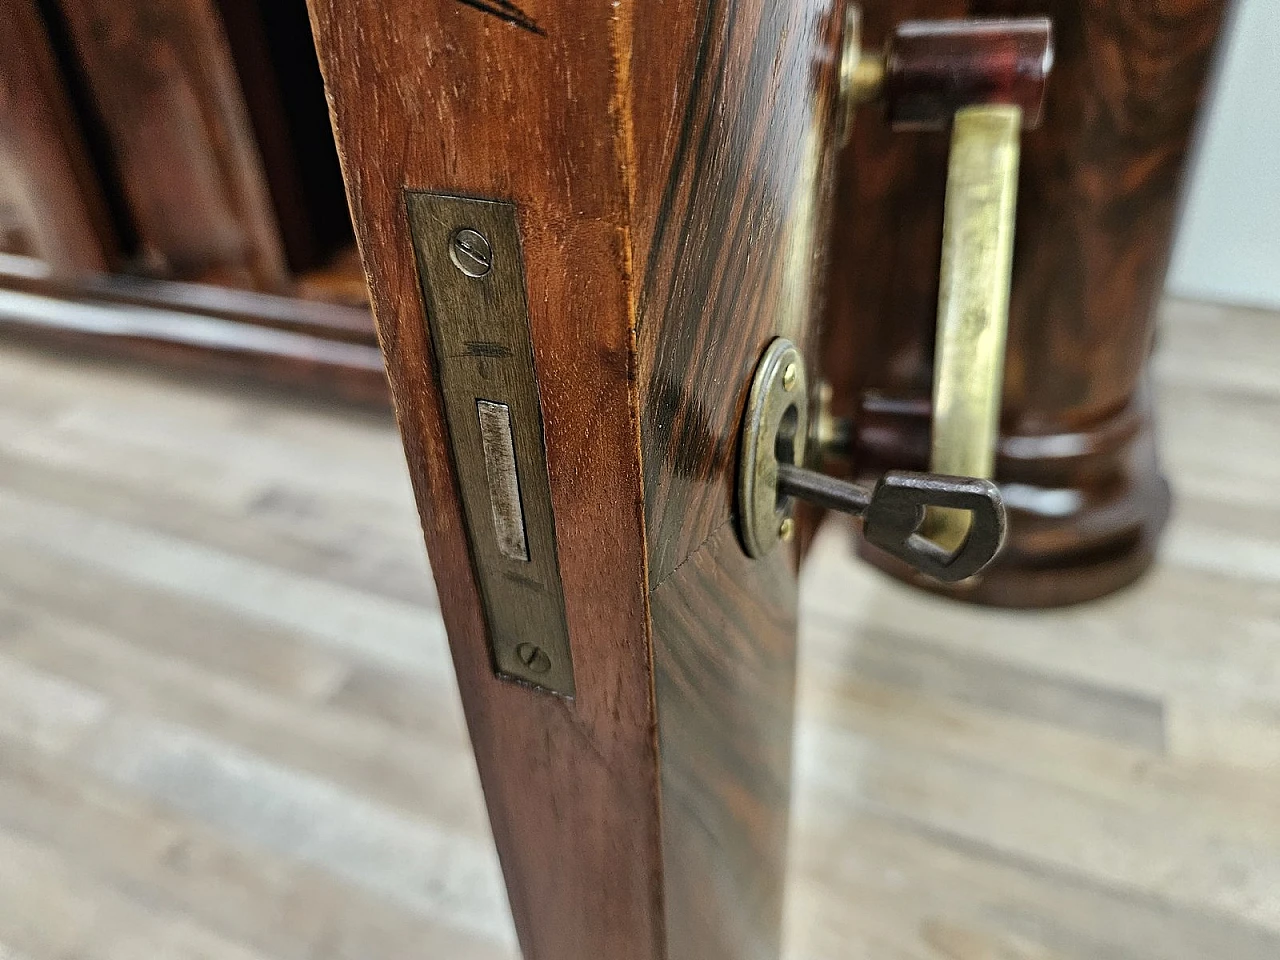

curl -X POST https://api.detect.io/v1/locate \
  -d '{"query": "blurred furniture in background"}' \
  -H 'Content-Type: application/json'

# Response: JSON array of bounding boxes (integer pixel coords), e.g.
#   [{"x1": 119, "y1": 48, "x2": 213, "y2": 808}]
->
[
  {"x1": 822, "y1": 0, "x2": 1230, "y2": 607},
  {"x1": 0, "y1": 0, "x2": 386, "y2": 403},
  {"x1": 0, "y1": 0, "x2": 1234, "y2": 622}
]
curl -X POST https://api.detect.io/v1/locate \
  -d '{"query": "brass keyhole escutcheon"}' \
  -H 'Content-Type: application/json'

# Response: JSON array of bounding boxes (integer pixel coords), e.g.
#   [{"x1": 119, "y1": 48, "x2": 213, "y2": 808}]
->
[
  {"x1": 737, "y1": 338, "x2": 808, "y2": 559},
  {"x1": 735, "y1": 340, "x2": 1007, "y2": 582}
]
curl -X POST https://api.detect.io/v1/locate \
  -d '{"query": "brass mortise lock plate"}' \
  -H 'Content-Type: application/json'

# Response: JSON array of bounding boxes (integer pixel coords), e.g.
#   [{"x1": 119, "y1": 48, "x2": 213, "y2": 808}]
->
[{"x1": 407, "y1": 192, "x2": 575, "y2": 696}]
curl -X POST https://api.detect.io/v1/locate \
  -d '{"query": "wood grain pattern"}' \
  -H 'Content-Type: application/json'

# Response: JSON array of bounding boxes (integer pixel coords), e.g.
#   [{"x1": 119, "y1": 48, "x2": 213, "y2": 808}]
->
[
  {"x1": 0, "y1": 254, "x2": 386, "y2": 404},
  {"x1": 824, "y1": 0, "x2": 1231, "y2": 606},
  {"x1": 651, "y1": 526, "x2": 799, "y2": 960},
  {"x1": 304, "y1": 2, "x2": 663, "y2": 958},
  {"x1": 54, "y1": 0, "x2": 290, "y2": 290},
  {"x1": 307, "y1": 0, "x2": 844, "y2": 954},
  {"x1": 0, "y1": 0, "x2": 114, "y2": 270},
  {"x1": 635, "y1": 0, "x2": 844, "y2": 584},
  {"x1": 630, "y1": 0, "x2": 845, "y2": 954}
]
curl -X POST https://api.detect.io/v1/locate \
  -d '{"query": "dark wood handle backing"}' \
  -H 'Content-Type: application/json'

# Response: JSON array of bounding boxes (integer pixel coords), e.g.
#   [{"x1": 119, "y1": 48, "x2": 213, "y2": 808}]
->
[{"x1": 884, "y1": 17, "x2": 1053, "y2": 129}]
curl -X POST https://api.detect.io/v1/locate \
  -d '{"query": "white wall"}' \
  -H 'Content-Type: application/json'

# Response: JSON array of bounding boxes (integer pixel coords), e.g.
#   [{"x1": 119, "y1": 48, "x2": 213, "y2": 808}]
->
[{"x1": 1167, "y1": 0, "x2": 1280, "y2": 309}]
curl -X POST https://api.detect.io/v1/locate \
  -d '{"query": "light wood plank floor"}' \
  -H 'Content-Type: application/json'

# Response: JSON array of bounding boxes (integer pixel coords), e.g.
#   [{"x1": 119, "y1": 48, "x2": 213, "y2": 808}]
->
[{"x1": 0, "y1": 297, "x2": 1277, "y2": 959}]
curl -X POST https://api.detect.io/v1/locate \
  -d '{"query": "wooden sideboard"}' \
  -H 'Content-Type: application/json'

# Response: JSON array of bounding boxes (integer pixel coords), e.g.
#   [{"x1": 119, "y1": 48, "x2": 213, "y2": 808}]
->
[{"x1": 0, "y1": 0, "x2": 385, "y2": 403}]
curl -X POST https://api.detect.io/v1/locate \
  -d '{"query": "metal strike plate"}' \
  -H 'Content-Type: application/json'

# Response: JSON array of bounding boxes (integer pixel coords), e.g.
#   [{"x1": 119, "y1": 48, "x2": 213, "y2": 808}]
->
[{"x1": 407, "y1": 192, "x2": 575, "y2": 696}]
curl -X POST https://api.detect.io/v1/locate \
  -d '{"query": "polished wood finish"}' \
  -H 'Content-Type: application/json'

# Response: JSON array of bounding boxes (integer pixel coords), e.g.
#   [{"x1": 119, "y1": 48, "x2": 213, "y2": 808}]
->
[
  {"x1": 306, "y1": 0, "x2": 844, "y2": 955},
  {"x1": 0, "y1": 0, "x2": 115, "y2": 271},
  {"x1": 0, "y1": 255, "x2": 374, "y2": 342},
  {"x1": 882, "y1": 17, "x2": 1052, "y2": 130},
  {"x1": 54, "y1": 0, "x2": 290, "y2": 291},
  {"x1": 634, "y1": 3, "x2": 844, "y2": 949},
  {"x1": 0, "y1": 254, "x2": 386, "y2": 404},
  {"x1": 825, "y1": 0, "x2": 1232, "y2": 606},
  {"x1": 306, "y1": 2, "x2": 663, "y2": 954}
]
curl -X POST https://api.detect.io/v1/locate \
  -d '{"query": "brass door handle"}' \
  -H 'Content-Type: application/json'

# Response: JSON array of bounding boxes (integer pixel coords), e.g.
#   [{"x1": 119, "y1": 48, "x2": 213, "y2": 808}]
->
[
  {"x1": 924, "y1": 103, "x2": 1021, "y2": 551},
  {"x1": 735, "y1": 18, "x2": 1052, "y2": 582},
  {"x1": 837, "y1": 13, "x2": 1054, "y2": 558}
]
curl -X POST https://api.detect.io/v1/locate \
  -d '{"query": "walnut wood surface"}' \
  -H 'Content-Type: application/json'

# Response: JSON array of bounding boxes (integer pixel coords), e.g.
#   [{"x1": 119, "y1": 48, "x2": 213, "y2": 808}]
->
[
  {"x1": 632, "y1": 0, "x2": 844, "y2": 952},
  {"x1": 824, "y1": 0, "x2": 1231, "y2": 606},
  {"x1": 0, "y1": 0, "x2": 114, "y2": 271},
  {"x1": 54, "y1": 0, "x2": 290, "y2": 291},
  {"x1": 883, "y1": 16, "x2": 1053, "y2": 130},
  {"x1": 0, "y1": 254, "x2": 386, "y2": 404},
  {"x1": 306, "y1": 0, "x2": 843, "y2": 957}
]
